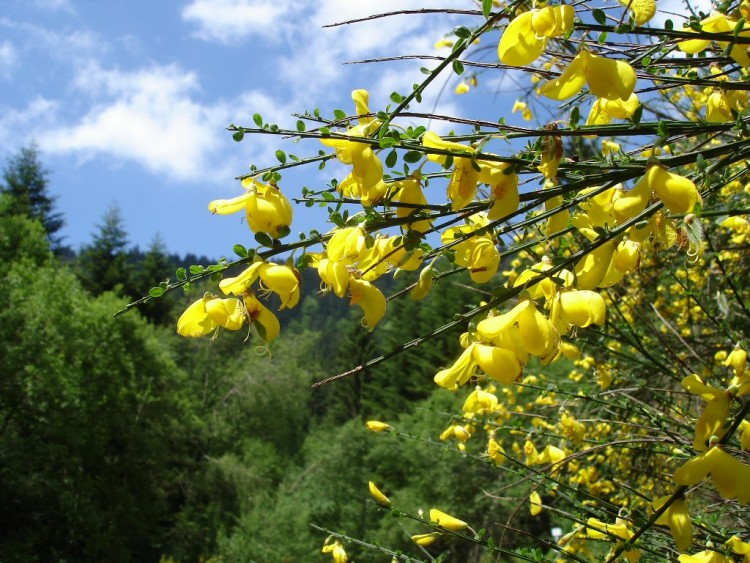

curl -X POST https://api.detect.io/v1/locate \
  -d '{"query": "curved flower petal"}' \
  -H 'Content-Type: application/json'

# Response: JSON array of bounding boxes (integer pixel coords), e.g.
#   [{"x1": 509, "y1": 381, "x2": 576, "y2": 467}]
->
[{"x1": 349, "y1": 278, "x2": 386, "y2": 329}]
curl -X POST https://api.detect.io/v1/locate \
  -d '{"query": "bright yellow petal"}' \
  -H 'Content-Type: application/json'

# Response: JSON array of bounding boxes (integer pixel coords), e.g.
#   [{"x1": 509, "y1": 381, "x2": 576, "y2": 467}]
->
[
  {"x1": 368, "y1": 481, "x2": 391, "y2": 507},
  {"x1": 499, "y1": 11, "x2": 546, "y2": 66},
  {"x1": 539, "y1": 51, "x2": 587, "y2": 100},
  {"x1": 585, "y1": 53, "x2": 637, "y2": 101},
  {"x1": 176, "y1": 297, "x2": 217, "y2": 337},
  {"x1": 617, "y1": 0, "x2": 656, "y2": 25},
  {"x1": 558, "y1": 290, "x2": 606, "y2": 327},
  {"x1": 529, "y1": 491, "x2": 543, "y2": 516},
  {"x1": 651, "y1": 495, "x2": 693, "y2": 553},
  {"x1": 349, "y1": 278, "x2": 386, "y2": 329},
  {"x1": 429, "y1": 509, "x2": 469, "y2": 532},
  {"x1": 646, "y1": 166, "x2": 701, "y2": 215},
  {"x1": 208, "y1": 191, "x2": 254, "y2": 215},
  {"x1": 473, "y1": 344, "x2": 523, "y2": 384}
]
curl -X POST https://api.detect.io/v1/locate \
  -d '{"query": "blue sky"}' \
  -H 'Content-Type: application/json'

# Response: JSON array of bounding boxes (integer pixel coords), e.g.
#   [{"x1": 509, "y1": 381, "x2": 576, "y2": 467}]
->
[
  {"x1": 1, "y1": 0, "x2": 698, "y2": 260},
  {"x1": 0, "y1": 0, "x2": 488, "y2": 258}
]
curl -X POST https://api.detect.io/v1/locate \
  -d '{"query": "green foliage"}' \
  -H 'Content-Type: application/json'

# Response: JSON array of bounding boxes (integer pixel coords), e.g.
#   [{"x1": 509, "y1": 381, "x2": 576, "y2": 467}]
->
[
  {"x1": 77, "y1": 204, "x2": 134, "y2": 297},
  {"x1": 0, "y1": 145, "x2": 65, "y2": 251}
]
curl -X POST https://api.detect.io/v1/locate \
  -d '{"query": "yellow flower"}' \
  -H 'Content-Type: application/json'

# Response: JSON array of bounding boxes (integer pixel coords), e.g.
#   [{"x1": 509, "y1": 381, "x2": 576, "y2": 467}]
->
[
  {"x1": 645, "y1": 165, "x2": 701, "y2": 215},
  {"x1": 209, "y1": 179, "x2": 293, "y2": 239},
  {"x1": 649, "y1": 494, "x2": 693, "y2": 552},
  {"x1": 368, "y1": 481, "x2": 391, "y2": 507},
  {"x1": 479, "y1": 161, "x2": 520, "y2": 220},
  {"x1": 477, "y1": 300, "x2": 559, "y2": 362},
  {"x1": 243, "y1": 292, "x2": 280, "y2": 343},
  {"x1": 411, "y1": 532, "x2": 441, "y2": 546},
  {"x1": 473, "y1": 343, "x2": 523, "y2": 384},
  {"x1": 410, "y1": 264, "x2": 434, "y2": 301},
  {"x1": 679, "y1": 12, "x2": 750, "y2": 67},
  {"x1": 366, "y1": 420, "x2": 393, "y2": 432},
  {"x1": 673, "y1": 446, "x2": 750, "y2": 504},
  {"x1": 530, "y1": 491, "x2": 543, "y2": 516},
  {"x1": 463, "y1": 386, "x2": 499, "y2": 415},
  {"x1": 539, "y1": 49, "x2": 636, "y2": 102},
  {"x1": 429, "y1": 508, "x2": 469, "y2": 532},
  {"x1": 392, "y1": 178, "x2": 431, "y2": 233},
  {"x1": 176, "y1": 295, "x2": 246, "y2": 337},
  {"x1": 586, "y1": 94, "x2": 640, "y2": 125},
  {"x1": 440, "y1": 423, "x2": 472, "y2": 443},
  {"x1": 498, "y1": 6, "x2": 574, "y2": 66},
  {"x1": 487, "y1": 438, "x2": 507, "y2": 465},
  {"x1": 725, "y1": 347, "x2": 748, "y2": 376},
  {"x1": 617, "y1": 0, "x2": 655, "y2": 25},
  {"x1": 455, "y1": 82, "x2": 470, "y2": 95},
  {"x1": 351, "y1": 89, "x2": 373, "y2": 124},
  {"x1": 726, "y1": 536, "x2": 750, "y2": 559},
  {"x1": 321, "y1": 539, "x2": 348, "y2": 563},
  {"x1": 678, "y1": 550, "x2": 733, "y2": 562},
  {"x1": 434, "y1": 38, "x2": 454, "y2": 49},
  {"x1": 423, "y1": 131, "x2": 479, "y2": 211},
  {"x1": 220, "y1": 261, "x2": 300, "y2": 310},
  {"x1": 434, "y1": 343, "x2": 478, "y2": 390},
  {"x1": 602, "y1": 140, "x2": 620, "y2": 155},
  {"x1": 349, "y1": 278, "x2": 386, "y2": 329},
  {"x1": 320, "y1": 94, "x2": 385, "y2": 206},
  {"x1": 682, "y1": 374, "x2": 730, "y2": 451},
  {"x1": 585, "y1": 518, "x2": 640, "y2": 562},
  {"x1": 553, "y1": 289, "x2": 607, "y2": 328}
]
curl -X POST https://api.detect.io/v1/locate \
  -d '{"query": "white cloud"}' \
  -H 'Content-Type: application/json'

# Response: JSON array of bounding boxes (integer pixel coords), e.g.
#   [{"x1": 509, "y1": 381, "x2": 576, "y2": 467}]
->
[
  {"x1": 182, "y1": 0, "x2": 291, "y2": 43},
  {"x1": 0, "y1": 97, "x2": 58, "y2": 157},
  {"x1": 0, "y1": 41, "x2": 17, "y2": 78},
  {"x1": 38, "y1": 62, "x2": 294, "y2": 183}
]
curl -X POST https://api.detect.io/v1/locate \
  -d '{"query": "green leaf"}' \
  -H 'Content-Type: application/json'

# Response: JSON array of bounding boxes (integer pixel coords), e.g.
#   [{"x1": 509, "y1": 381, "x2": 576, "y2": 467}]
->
[
  {"x1": 333, "y1": 109, "x2": 347, "y2": 120},
  {"x1": 320, "y1": 126, "x2": 330, "y2": 136},
  {"x1": 175, "y1": 267, "x2": 186, "y2": 281},
  {"x1": 149, "y1": 287, "x2": 165, "y2": 298},
  {"x1": 254, "y1": 232, "x2": 274, "y2": 247},
  {"x1": 379, "y1": 137, "x2": 398, "y2": 149},
  {"x1": 232, "y1": 244, "x2": 248, "y2": 258},
  {"x1": 385, "y1": 150, "x2": 398, "y2": 168},
  {"x1": 232, "y1": 130, "x2": 244, "y2": 142},
  {"x1": 403, "y1": 150, "x2": 423, "y2": 164},
  {"x1": 253, "y1": 113, "x2": 263, "y2": 127},
  {"x1": 275, "y1": 150, "x2": 287, "y2": 164},
  {"x1": 569, "y1": 106, "x2": 580, "y2": 128},
  {"x1": 482, "y1": 0, "x2": 492, "y2": 17},
  {"x1": 453, "y1": 25, "x2": 472, "y2": 39},
  {"x1": 390, "y1": 92, "x2": 404, "y2": 103},
  {"x1": 189, "y1": 265, "x2": 204, "y2": 274},
  {"x1": 452, "y1": 60, "x2": 465, "y2": 75},
  {"x1": 296, "y1": 120, "x2": 306, "y2": 132},
  {"x1": 593, "y1": 9, "x2": 606, "y2": 25}
]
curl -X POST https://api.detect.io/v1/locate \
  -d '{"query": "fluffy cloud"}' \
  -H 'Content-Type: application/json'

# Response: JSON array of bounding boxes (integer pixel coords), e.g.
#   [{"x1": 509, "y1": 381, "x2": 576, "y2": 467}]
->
[
  {"x1": 40, "y1": 63, "x2": 287, "y2": 182},
  {"x1": 182, "y1": 0, "x2": 292, "y2": 43}
]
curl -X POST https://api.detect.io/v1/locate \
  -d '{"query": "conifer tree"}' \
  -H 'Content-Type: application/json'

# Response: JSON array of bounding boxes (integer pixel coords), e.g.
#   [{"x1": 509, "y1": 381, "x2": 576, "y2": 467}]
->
[
  {"x1": 78, "y1": 204, "x2": 133, "y2": 296},
  {"x1": 0, "y1": 145, "x2": 64, "y2": 250}
]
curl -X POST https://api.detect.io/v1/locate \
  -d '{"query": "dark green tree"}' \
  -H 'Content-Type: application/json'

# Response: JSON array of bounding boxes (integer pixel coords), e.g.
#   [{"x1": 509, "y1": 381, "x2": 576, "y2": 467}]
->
[
  {"x1": 132, "y1": 234, "x2": 175, "y2": 324},
  {"x1": 78, "y1": 204, "x2": 133, "y2": 296},
  {"x1": 0, "y1": 145, "x2": 65, "y2": 250}
]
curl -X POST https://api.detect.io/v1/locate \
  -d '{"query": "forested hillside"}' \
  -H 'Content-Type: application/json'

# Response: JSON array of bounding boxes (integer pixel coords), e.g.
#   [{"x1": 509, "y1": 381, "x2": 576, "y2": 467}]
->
[{"x1": 1, "y1": 147, "x2": 526, "y2": 561}]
